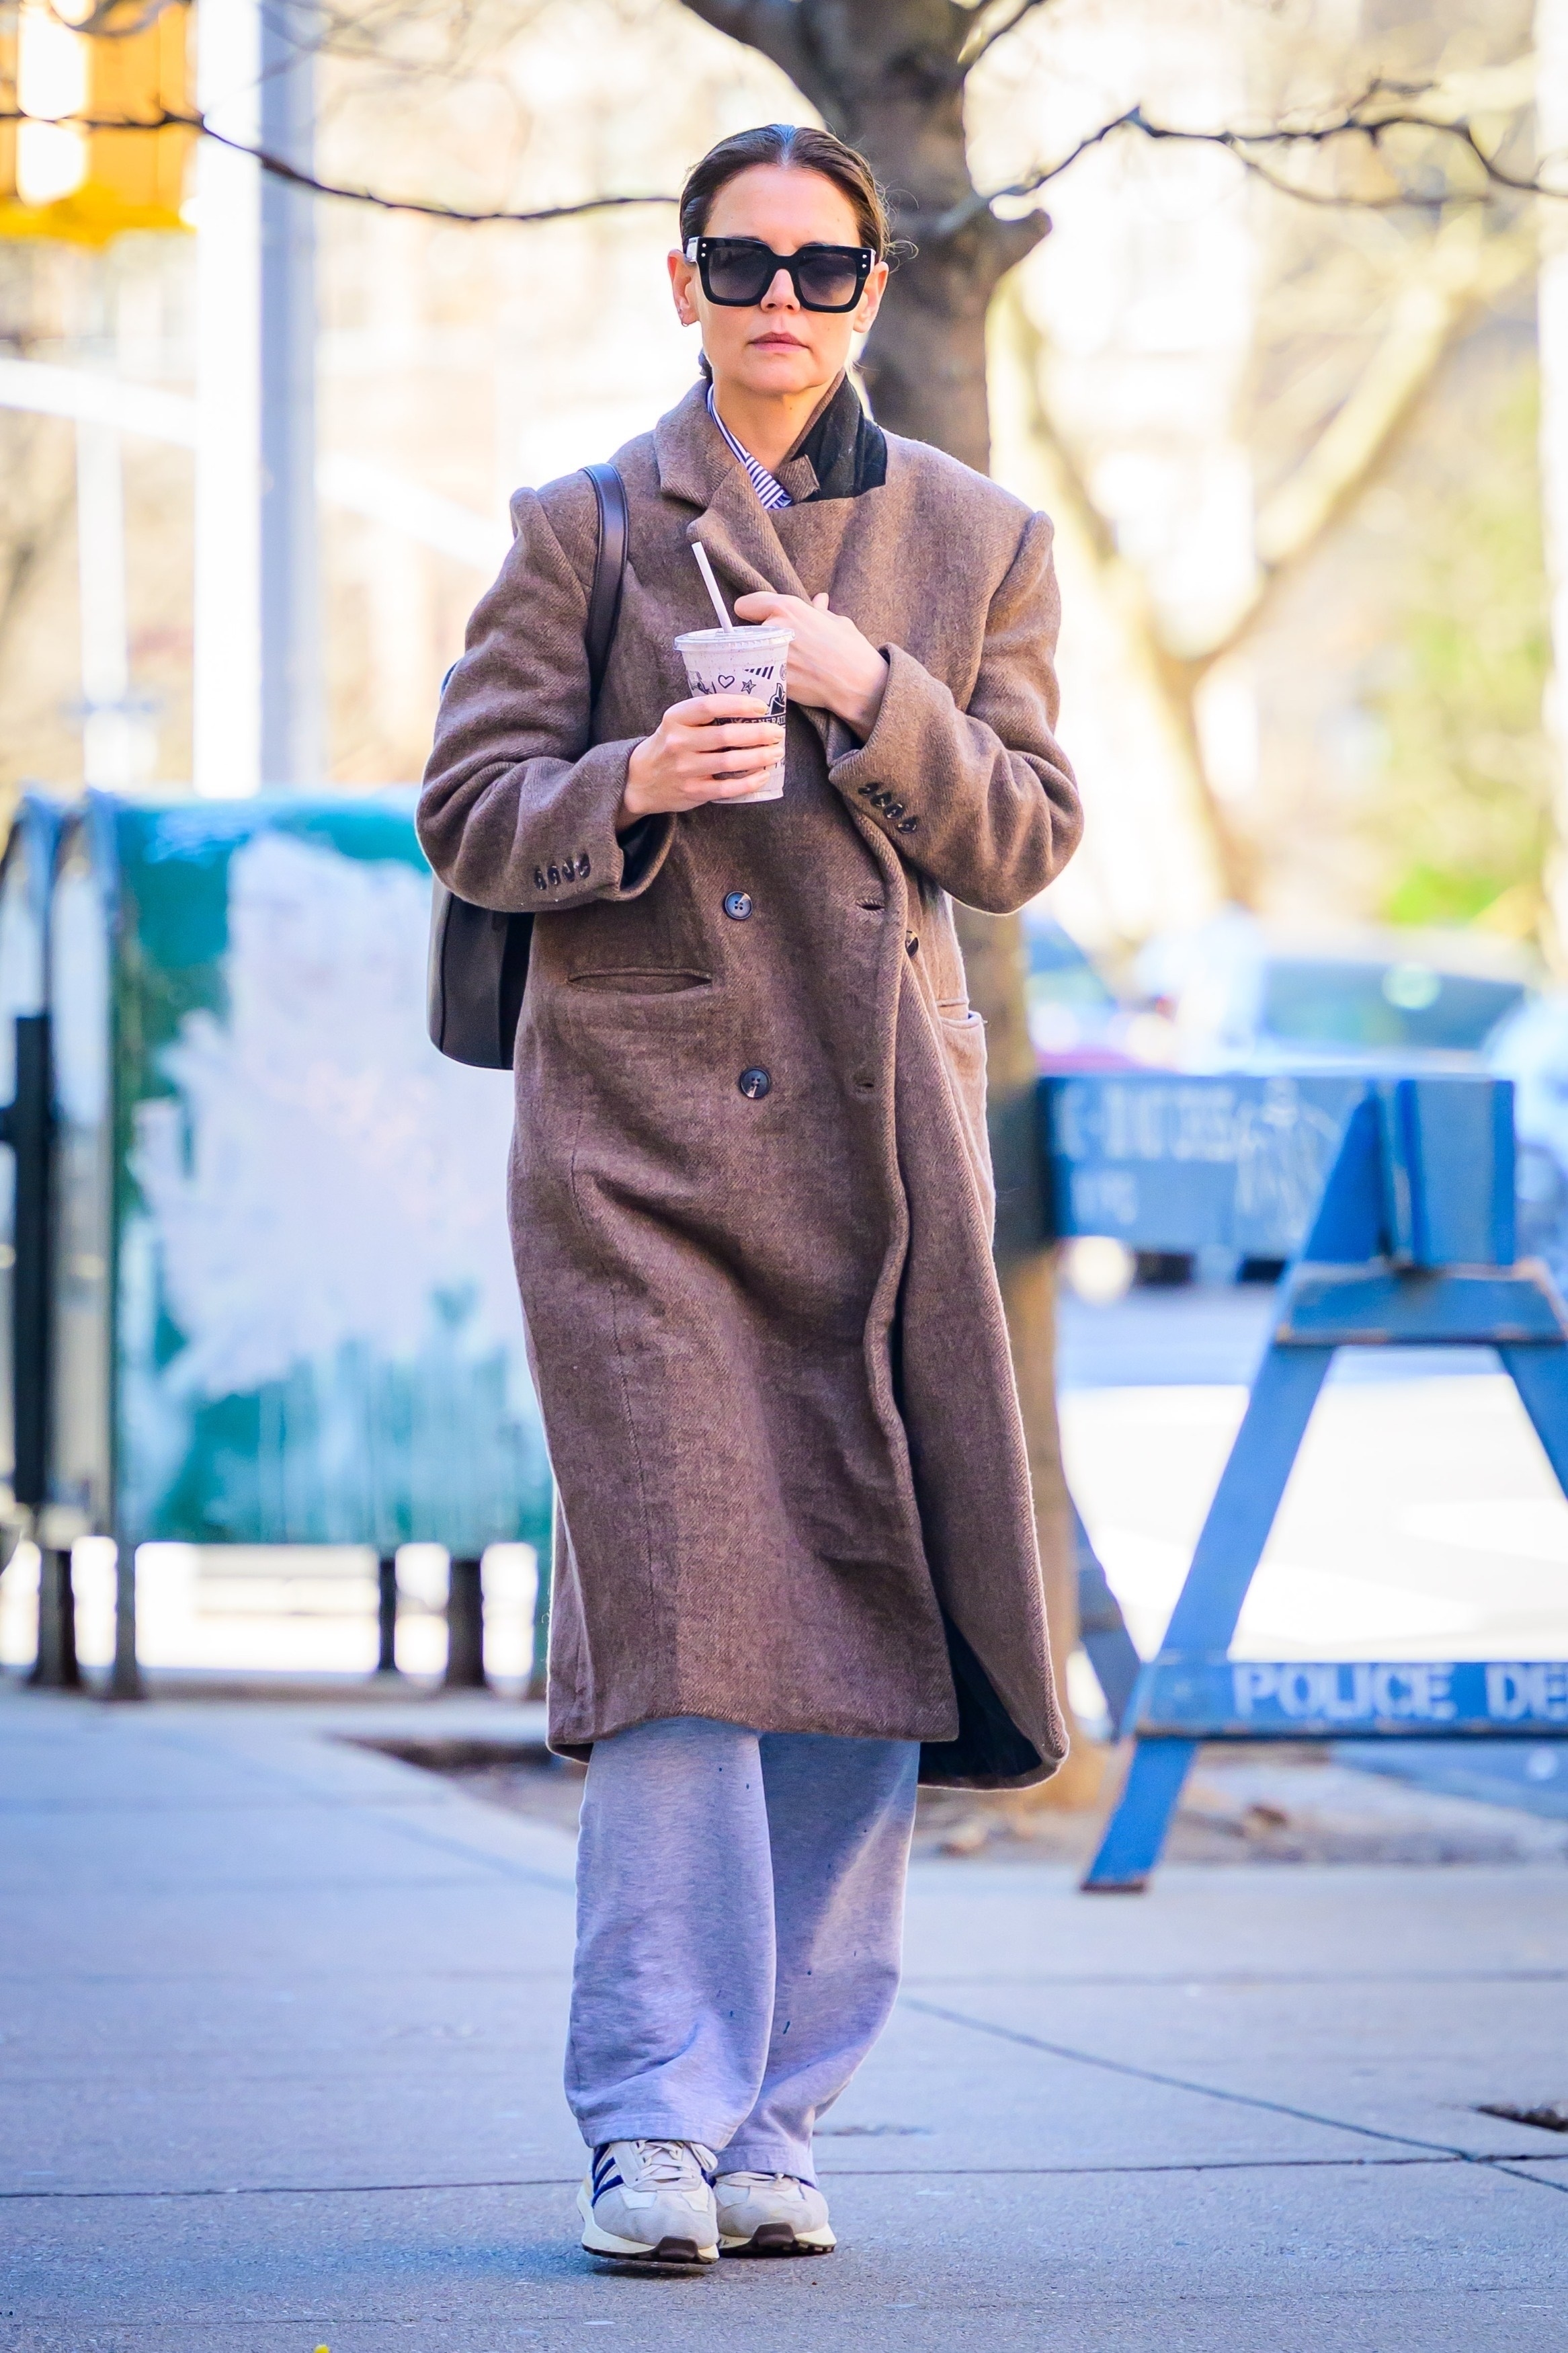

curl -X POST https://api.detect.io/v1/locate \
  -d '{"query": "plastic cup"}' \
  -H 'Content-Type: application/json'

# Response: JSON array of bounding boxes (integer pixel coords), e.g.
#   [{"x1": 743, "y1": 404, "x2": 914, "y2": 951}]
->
[{"x1": 675, "y1": 625, "x2": 792, "y2": 804}]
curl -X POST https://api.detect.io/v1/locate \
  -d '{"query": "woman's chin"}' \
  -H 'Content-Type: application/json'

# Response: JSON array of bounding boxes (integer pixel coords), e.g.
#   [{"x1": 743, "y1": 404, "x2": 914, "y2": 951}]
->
[{"x1": 731, "y1": 352, "x2": 832, "y2": 398}]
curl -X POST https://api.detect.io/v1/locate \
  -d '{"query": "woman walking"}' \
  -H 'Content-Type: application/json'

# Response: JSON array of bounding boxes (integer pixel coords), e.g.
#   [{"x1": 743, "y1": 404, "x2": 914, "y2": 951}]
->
[{"x1": 419, "y1": 121, "x2": 1082, "y2": 2267}]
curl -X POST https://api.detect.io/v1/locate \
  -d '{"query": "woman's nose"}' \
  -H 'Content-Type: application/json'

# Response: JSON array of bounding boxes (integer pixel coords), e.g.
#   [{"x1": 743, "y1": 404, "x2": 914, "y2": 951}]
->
[{"x1": 760, "y1": 268, "x2": 798, "y2": 309}]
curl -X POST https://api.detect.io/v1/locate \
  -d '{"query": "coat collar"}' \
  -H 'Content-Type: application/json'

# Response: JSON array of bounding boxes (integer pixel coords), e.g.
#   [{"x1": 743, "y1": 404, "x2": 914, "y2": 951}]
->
[{"x1": 653, "y1": 380, "x2": 811, "y2": 607}]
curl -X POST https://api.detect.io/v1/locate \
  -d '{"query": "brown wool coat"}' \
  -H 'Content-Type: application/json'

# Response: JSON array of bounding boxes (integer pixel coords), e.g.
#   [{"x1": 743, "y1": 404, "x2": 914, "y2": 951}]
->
[{"x1": 418, "y1": 378, "x2": 1083, "y2": 1788}]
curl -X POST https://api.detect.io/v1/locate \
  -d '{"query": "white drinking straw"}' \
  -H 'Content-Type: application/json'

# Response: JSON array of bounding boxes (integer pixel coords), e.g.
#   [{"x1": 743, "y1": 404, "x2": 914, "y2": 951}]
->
[{"x1": 691, "y1": 540, "x2": 732, "y2": 629}]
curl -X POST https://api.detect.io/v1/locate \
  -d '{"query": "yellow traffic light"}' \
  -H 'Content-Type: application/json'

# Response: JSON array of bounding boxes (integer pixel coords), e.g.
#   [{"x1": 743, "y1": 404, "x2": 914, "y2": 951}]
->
[{"x1": 0, "y1": 0, "x2": 195, "y2": 245}]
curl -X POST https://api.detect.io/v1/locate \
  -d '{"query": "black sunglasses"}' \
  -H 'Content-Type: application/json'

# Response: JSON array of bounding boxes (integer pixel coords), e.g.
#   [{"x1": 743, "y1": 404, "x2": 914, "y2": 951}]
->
[{"x1": 685, "y1": 236, "x2": 875, "y2": 314}]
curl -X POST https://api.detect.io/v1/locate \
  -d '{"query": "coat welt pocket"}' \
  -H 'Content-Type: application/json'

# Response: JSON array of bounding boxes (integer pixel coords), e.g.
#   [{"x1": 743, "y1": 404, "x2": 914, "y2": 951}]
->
[
  {"x1": 939, "y1": 1005, "x2": 989, "y2": 1101},
  {"x1": 569, "y1": 969, "x2": 712, "y2": 995},
  {"x1": 936, "y1": 1006, "x2": 994, "y2": 1228}
]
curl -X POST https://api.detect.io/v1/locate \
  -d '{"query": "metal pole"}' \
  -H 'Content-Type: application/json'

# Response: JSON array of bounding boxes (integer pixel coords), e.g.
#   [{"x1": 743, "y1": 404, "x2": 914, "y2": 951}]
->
[
  {"x1": 30, "y1": 1548, "x2": 79, "y2": 1689},
  {"x1": 259, "y1": 0, "x2": 321, "y2": 786},
  {"x1": 528, "y1": 1546, "x2": 550, "y2": 1700},
  {"x1": 110, "y1": 1540, "x2": 140, "y2": 1700},
  {"x1": 75, "y1": 417, "x2": 134, "y2": 791},
  {"x1": 194, "y1": 0, "x2": 263, "y2": 797},
  {"x1": 4, "y1": 1012, "x2": 79, "y2": 1695},
  {"x1": 374, "y1": 1552, "x2": 400, "y2": 1675},
  {"x1": 444, "y1": 1556, "x2": 488, "y2": 1689},
  {"x1": 8, "y1": 1016, "x2": 50, "y2": 1523}
]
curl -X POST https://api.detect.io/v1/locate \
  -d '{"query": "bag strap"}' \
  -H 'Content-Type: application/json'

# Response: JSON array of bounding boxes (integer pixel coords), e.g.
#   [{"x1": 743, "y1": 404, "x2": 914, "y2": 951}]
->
[
  {"x1": 438, "y1": 464, "x2": 626, "y2": 709},
  {"x1": 583, "y1": 461, "x2": 628, "y2": 699}
]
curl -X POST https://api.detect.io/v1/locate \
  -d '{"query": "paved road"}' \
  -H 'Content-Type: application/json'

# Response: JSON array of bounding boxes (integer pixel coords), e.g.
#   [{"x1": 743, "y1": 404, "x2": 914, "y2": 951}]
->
[
  {"x1": 1055, "y1": 1279, "x2": 1501, "y2": 1392},
  {"x1": 4, "y1": 1687, "x2": 1567, "y2": 2351}
]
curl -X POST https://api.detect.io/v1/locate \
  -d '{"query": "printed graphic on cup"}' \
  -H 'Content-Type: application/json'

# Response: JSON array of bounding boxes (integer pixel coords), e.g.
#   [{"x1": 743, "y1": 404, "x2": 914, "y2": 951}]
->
[{"x1": 675, "y1": 625, "x2": 792, "y2": 803}]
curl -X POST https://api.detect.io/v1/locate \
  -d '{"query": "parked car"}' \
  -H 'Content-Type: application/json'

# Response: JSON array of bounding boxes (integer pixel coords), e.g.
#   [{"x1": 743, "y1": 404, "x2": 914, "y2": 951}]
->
[
  {"x1": 1487, "y1": 993, "x2": 1568, "y2": 1291},
  {"x1": 1022, "y1": 909, "x2": 1166, "y2": 1071},
  {"x1": 1022, "y1": 911, "x2": 1203, "y2": 1289},
  {"x1": 1135, "y1": 910, "x2": 1534, "y2": 1074},
  {"x1": 1048, "y1": 909, "x2": 1539, "y2": 1295}
]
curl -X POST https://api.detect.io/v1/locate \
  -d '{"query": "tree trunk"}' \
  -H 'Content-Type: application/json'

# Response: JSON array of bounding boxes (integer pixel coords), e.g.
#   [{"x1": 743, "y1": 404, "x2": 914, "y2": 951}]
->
[
  {"x1": 841, "y1": 52, "x2": 1089, "y2": 1788},
  {"x1": 949, "y1": 885, "x2": 1102, "y2": 1805},
  {"x1": 679, "y1": 0, "x2": 1091, "y2": 1780}
]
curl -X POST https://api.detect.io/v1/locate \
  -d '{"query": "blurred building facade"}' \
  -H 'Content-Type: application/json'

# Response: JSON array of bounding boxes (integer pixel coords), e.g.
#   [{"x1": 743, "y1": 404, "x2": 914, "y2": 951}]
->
[{"x1": 0, "y1": 0, "x2": 1551, "y2": 957}]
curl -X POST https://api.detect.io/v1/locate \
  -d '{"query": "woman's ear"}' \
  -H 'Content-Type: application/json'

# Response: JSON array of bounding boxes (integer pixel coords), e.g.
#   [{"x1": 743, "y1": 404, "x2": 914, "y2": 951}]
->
[
  {"x1": 855, "y1": 259, "x2": 889, "y2": 335},
  {"x1": 667, "y1": 247, "x2": 701, "y2": 329}
]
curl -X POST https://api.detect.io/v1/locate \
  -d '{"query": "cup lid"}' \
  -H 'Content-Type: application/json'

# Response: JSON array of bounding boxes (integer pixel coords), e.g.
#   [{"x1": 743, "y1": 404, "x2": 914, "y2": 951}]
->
[{"x1": 675, "y1": 625, "x2": 793, "y2": 649}]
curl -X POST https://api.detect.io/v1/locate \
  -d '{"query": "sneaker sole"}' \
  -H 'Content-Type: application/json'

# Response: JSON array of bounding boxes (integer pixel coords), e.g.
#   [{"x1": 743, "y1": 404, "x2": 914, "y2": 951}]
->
[
  {"x1": 578, "y1": 2187, "x2": 718, "y2": 2267},
  {"x1": 719, "y1": 2225, "x2": 836, "y2": 2256}
]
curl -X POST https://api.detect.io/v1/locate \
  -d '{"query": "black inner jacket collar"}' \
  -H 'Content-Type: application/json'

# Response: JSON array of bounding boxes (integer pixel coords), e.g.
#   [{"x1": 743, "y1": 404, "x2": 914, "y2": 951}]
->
[
  {"x1": 692, "y1": 362, "x2": 887, "y2": 505},
  {"x1": 787, "y1": 374, "x2": 887, "y2": 502}
]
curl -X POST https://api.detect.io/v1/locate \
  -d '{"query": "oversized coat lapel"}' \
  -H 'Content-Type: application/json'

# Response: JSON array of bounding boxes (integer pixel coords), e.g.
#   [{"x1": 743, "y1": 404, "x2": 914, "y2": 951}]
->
[
  {"x1": 655, "y1": 383, "x2": 833, "y2": 749},
  {"x1": 654, "y1": 383, "x2": 811, "y2": 605}
]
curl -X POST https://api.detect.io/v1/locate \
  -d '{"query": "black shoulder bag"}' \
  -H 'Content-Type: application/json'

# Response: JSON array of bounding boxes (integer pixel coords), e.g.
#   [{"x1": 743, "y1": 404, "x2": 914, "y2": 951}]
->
[{"x1": 425, "y1": 460, "x2": 629, "y2": 1068}]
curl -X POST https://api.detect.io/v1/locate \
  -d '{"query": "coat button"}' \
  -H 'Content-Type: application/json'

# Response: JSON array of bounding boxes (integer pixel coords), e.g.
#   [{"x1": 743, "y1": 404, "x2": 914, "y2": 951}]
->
[
  {"x1": 738, "y1": 1067, "x2": 771, "y2": 1101},
  {"x1": 724, "y1": 891, "x2": 753, "y2": 920},
  {"x1": 906, "y1": 932, "x2": 919, "y2": 955}
]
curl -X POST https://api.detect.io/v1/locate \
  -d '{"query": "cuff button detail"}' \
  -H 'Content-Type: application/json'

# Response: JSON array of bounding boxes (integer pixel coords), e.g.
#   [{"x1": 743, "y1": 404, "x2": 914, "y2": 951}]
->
[
  {"x1": 534, "y1": 852, "x2": 592, "y2": 891},
  {"x1": 857, "y1": 783, "x2": 916, "y2": 831}
]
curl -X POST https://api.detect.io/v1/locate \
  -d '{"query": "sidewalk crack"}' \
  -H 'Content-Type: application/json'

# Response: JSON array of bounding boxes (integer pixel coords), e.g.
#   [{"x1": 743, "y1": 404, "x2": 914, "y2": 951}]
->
[{"x1": 899, "y1": 1996, "x2": 1565, "y2": 2186}]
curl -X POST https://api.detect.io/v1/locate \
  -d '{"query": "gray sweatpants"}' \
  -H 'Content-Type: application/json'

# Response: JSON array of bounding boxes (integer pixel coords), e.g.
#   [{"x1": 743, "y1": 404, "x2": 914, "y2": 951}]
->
[{"x1": 565, "y1": 1714, "x2": 919, "y2": 2183}]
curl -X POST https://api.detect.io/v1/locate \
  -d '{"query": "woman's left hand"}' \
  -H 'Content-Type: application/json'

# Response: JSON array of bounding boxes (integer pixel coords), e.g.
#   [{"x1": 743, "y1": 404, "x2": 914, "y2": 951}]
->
[{"x1": 732, "y1": 590, "x2": 889, "y2": 740}]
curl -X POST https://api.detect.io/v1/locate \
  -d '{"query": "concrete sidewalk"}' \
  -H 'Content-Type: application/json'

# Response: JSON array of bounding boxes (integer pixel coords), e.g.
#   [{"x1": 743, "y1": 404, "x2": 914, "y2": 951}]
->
[{"x1": 3, "y1": 1686, "x2": 1567, "y2": 2352}]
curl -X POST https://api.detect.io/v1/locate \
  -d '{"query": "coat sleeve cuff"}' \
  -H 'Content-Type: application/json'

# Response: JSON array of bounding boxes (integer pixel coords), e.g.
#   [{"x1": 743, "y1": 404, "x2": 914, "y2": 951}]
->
[
  {"x1": 520, "y1": 740, "x2": 675, "y2": 910},
  {"x1": 823, "y1": 644, "x2": 942, "y2": 845}
]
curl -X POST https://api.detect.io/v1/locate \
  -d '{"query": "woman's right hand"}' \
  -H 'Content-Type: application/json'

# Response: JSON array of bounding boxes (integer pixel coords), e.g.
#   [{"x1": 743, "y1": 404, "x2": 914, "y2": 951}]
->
[{"x1": 618, "y1": 695, "x2": 784, "y2": 826}]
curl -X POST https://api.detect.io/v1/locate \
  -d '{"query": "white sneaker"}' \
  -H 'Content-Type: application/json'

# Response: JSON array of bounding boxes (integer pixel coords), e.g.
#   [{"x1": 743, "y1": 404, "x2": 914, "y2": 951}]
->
[
  {"x1": 714, "y1": 2169, "x2": 836, "y2": 2256},
  {"x1": 578, "y1": 2139, "x2": 720, "y2": 2266}
]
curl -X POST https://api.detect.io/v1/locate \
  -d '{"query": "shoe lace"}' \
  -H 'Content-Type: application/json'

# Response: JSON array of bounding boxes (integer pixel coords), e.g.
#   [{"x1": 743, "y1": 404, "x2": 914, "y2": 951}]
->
[
  {"x1": 628, "y1": 2139, "x2": 716, "y2": 2188},
  {"x1": 723, "y1": 2170, "x2": 801, "y2": 2192}
]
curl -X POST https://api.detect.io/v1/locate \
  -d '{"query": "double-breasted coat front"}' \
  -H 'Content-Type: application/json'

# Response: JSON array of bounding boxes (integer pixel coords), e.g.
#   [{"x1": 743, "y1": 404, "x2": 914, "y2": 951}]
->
[{"x1": 418, "y1": 377, "x2": 1082, "y2": 1788}]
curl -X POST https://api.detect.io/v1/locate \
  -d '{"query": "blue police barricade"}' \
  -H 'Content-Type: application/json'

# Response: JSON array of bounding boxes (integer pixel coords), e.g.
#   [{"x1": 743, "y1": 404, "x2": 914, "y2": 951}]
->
[
  {"x1": 1047, "y1": 1070, "x2": 1369, "y2": 1739},
  {"x1": 1073, "y1": 1496, "x2": 1142, "y2": 1738},
  {"x1": 42, "y1": 793, "x2": 554, "y2": 1697},
  {"x1": 1042, "y1": 1068, "x2": 1568, "y2": 1890}
]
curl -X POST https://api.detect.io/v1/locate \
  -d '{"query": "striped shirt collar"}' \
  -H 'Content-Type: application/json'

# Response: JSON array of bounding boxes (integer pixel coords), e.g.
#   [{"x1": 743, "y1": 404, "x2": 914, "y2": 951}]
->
[{"x1": 706, "y1": 381, "x2": 792, "y2": 512}]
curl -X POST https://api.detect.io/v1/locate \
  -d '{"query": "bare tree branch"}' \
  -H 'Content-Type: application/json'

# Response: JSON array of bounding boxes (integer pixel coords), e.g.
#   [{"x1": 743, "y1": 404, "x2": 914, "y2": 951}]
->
[
  {"x1": 13, "y1": 74, "x2": 1558, "y2": 231},
  {"x1": 958, "y1": 0, "x2": 1050, "y2": 71},
  {"x1": 962, "y1": 87, "x2": 1555, "y2": 232},
  {"x1": 1251, "y1": 224, "x2": 1533, "y2": 575},
  {"x1": 1000, "y1": 214, "x2": 1534, "y2": 904},
  {"x1": 0, "y1": 421, "x2": 75, "y2": 717},
  {"x1": 0, "y1": 110, "x2": 679, "y2": 225},
  {"x1": 1001, "y1": 286, "x2": 1249, "y2": 901}
]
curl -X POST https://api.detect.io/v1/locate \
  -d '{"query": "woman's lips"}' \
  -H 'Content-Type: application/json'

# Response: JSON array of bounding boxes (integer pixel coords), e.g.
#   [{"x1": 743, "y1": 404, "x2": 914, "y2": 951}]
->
[{"x1": 753, "y1": 332, "x2": 807, "y2": 349}]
